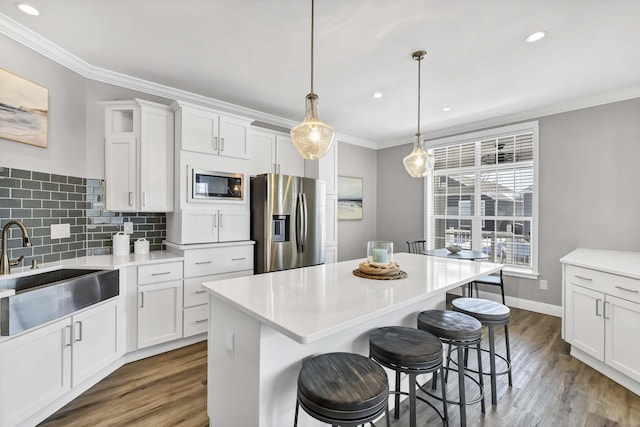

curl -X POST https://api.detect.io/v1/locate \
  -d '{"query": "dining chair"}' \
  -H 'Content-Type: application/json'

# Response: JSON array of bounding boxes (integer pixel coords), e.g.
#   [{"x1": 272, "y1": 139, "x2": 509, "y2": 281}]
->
[
  {"x1": 467, "y1": 269, "x2": 505, "y2": 304},
  {"x1": 406, "y1": 240, "x2": 427, "y2": 254}
]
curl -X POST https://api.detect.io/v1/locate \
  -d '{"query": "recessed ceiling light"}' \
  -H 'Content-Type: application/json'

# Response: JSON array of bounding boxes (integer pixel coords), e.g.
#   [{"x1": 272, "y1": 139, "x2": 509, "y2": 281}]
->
[
  {"x1": 442, "y1": 107, "x2": 451, "y2": 112},
  {"x1": 372, "y1": 92, "x2": 383, "y2": 99},
  {"x1": 17, "y1": 3, "x2": 39, "y2": 15},
  {"x1": 525, "y1": 31, "x2": 546, "y2": 43}
]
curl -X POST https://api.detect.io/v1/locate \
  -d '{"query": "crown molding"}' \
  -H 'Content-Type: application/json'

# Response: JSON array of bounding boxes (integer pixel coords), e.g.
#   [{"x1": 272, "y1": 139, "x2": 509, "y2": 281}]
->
[
  {"x1": 377, "y1": 84, "x2": 640, "y2": 150},
  {"x1": 1, "y1": 11, "x2": 374, "y2": 149}
]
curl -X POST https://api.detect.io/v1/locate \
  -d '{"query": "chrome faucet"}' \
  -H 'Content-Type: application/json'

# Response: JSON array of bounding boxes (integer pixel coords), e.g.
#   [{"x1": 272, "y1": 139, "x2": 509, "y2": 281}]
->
[{"x1": 1, "y1": 220, "x2": 32, "y2": 275}]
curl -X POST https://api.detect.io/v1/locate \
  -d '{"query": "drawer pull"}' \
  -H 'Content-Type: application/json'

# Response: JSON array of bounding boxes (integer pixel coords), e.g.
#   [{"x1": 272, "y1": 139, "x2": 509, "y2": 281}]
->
[
  {"x1": 195, "y1": 290, "x2": 207, "y2": 294},
  {"x1": 232, "y1": 257, "x2": 246, "y2": 261},
  {"x1": 574, "y1": 275, "x2": 593, "y2": 281},
  {"x1": 195, "y1": 319, "x2": 209, "y2": 324},
  {"x1": 196, "y1": 261, "x2": 212, "y2": 265},
  {"x1": 615, "y1": 286, "x2": 639, "y2": 294},
  {"x1": 152, "y1": 271, "x2": 171, "y2": 276}
]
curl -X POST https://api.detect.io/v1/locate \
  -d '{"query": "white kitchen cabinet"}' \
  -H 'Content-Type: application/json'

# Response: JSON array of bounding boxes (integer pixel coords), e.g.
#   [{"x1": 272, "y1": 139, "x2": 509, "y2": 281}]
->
[
  {"x1": 174, "y1": 101, "x2": 251, "y2": 159},
  {"x1": 276, "y1": 134, "x2": 305, "y2": 177},
  {"x1": 102, "y1": 99, "x2": 174, "y2": 212},
  {"x1": 71, "y1": 299, "x2": 122, "y2": 387},
  {"x1": 0, "y1": 298, "x2": 122, "y2": 427},
  {"x1": 248, "y1": 129, "x2": 305, "y2": 177},
  {"x1": 171, "y1": 208, "x2": 249, "y2": 244},
  {"x1": 170, "y1": 243, "x2": 254, "y2": 338},
  {"x1": 562, "y1": 250, "x2": 640, "y2": 393},
  {"x1": 0, "y1": 317, "x2": 70, "y2": 427},
  {"x1": 319, "y1": 142, "x2": 338, "y2": 195},
  {"x1": 137, "y1": 262, "x2": 184, "y2": 349}
]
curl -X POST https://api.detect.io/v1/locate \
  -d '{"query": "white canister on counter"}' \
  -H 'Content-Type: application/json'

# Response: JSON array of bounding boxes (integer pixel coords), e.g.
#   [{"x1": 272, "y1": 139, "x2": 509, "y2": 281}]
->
[
  {"x1": 134, "y1": 238, "x2": 150, "y2": 255},
  {"x1": 112, "y1": 232, "x2": 130, "y2": 256}
]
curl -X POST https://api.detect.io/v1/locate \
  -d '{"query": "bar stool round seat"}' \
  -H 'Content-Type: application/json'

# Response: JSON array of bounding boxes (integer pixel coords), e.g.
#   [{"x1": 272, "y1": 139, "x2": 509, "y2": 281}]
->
[
  {"x1": 294, "y1": 352, "x2": 390, "y2": 426},
  {"x1": 369, "y1": 326, "x2": 448, "y2": 427},
  {"x1": 451, "y1": 297, "x2": 513, "y2": 406},
  {"x1": 417, "y1": 310, "x2": 485, "y2": 426}
]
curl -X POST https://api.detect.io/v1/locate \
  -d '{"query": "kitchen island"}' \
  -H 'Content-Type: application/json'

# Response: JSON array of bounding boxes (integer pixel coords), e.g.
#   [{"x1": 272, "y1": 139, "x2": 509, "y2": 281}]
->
[{"x1": 202, "y1": 252, "x2": 502, "y2": 427}]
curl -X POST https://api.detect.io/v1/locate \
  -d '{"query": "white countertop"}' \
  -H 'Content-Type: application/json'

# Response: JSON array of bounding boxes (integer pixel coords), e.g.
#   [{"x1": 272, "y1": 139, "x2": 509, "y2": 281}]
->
[
  {"x1": 202, "y1": 252, "x2": 503, "y2": 344},
  {"x1": 0, "y1": 250, "x2": 183, "y2": 280},
  {"x1": 560, "y1": 248, "x2": 640, "y2": 280}
]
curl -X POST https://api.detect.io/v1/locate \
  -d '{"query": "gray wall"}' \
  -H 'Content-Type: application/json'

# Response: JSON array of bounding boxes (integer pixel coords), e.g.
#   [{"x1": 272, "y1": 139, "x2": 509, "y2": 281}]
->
[
  {"x1": 1, "y1": 35, "x2": 87, "y2": 177},
  {"x1": 376, "y1": 97, "x2": 640, "y2": 306},
  {"x1": 337, "y1": 143, "x2": 378, "y2": 261},
  {"x1": 376, "y1": 144, "x2": 425, "y2": 253}
]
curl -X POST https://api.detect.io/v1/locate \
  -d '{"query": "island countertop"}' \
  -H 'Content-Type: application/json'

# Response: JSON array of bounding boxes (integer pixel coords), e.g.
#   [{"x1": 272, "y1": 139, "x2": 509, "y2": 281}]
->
[{"x1": 202, "y1": 252, "x2": 502, "y2": 344}]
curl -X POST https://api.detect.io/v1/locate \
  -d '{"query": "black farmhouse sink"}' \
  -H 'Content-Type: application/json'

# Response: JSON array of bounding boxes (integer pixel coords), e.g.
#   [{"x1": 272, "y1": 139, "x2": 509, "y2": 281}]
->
[{"x1": 0, "y1": 268, "x2": 119, "y2": 336}]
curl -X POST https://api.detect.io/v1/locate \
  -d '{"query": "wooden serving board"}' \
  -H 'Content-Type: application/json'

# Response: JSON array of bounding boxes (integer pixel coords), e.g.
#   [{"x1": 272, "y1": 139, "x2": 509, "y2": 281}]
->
[{"x1": 352, "y1": 269, "x2": 408, "y2": 280}]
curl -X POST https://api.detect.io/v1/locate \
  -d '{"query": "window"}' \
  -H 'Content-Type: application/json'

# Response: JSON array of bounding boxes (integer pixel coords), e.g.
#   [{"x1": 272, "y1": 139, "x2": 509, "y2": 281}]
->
[{"x1": 424, "y1": 122, "x2": 538, "y2": 276}]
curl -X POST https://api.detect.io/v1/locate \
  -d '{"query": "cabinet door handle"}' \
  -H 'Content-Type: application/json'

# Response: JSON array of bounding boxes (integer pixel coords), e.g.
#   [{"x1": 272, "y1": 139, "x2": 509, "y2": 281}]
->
[
  {"x1": 278, "y1": 164, "x2": 281, "y2": 174},
  {"x1": 195, "y1": 319, "x2": 209, "y2": 324},
  {"x1": 128, "y1": 191, "x2": 134, "y2": 207},
  {"x1": 74, "y1": 321, "x2": 83, "y2": 342},
  {"x1": 273, "y1": 163, "x2": 277, "y2": 173},
  {"x1": 143, "y1": 191, "x2": 147, "y2": 207},
  {"x1": 575, "y1": 275, "x2": 593, "y2": 281},
  {"x1": 604, "y1": 301, "x2": 610, "y2": 320},
  {"x1": 213, "y1": 136, "x2": 218, "y2": 151},
  {"x1": 140, "y1": 291, "x2": 144, "y2": 308},
  {"x1": 232, "y1": 257, "x2": 246, "y2": 261},
  {"x1": 595, "y1": 298, "x2": 602, "y2": 317},
  {"x1": 219, "y1": 214, "x2": 223, "y2": 228},
  {"x1": 615, "y1": 285, "x2": 639, "y2": 294},
  {"x1": 196, "y1": 261, "x2": 212, "y2": 265},
  {"x1": 65, "y1": 325, "x2": 72, "y2": 347},
  {"x1": 152, "y1": 271, "x2": 171, "y2": 276},
  {"x1": 221, "y1": 137, "x2": 225, "y2": 152},
  {"x1": 213, "y1": 213, "x2": 218, "y2": 228}
]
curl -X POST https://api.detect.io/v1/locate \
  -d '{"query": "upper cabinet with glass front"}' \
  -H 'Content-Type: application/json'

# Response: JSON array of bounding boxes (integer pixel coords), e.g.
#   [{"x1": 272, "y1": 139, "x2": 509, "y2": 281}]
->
[
  {"x1": 102, "y1": 99, "x2": 174, "y2": 212},
  {"x1": 173, "y1": 100, "x2": 251, "y2": 159}
]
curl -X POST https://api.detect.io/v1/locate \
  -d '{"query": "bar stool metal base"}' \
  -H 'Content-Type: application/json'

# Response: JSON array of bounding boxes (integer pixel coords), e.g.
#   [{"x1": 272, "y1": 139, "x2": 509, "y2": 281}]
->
[
  {"x1": 452, "y1": 297, "x2": 513, "y2": 406},
  {"x1": 417, "y1": 310, "x2": 485, "y2": 427},
  {"x1": 369, "y1": 326, "x2": 449, "y2": 427}
]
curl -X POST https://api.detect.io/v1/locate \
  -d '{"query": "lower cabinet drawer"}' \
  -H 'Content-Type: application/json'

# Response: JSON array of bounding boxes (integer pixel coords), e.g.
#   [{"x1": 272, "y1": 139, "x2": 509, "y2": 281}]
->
[
  {"x1": 184, "y1": 305, "x2": 208, "y2": 338},
  {"x1": 567, "y1": 264, "x2": 640, "y2": 304},
  {"x1": 138, "y1": 262, "x2": 183, "y2": 285},
  {"x1": 184, "y1": 245, "x2": 253, "y2": 278},
  {"x1": 184, "y1": 276, "x2": 212, "y2": 308}
]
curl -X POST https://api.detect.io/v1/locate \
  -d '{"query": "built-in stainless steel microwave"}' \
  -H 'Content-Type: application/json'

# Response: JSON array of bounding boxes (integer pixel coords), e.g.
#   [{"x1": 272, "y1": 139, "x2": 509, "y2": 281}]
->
[{"x1": 191, "y1": 169, "x2": 243, "y2": 202}]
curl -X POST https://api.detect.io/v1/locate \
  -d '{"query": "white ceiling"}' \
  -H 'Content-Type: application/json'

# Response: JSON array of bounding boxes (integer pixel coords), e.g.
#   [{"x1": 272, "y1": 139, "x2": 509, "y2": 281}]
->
[{"x1": 2, "y1": 0, "x2": 640, "y2": 146}]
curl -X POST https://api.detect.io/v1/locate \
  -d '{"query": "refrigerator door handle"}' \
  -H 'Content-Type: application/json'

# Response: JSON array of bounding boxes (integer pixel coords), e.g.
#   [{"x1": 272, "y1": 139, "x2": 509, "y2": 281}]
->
[{"x1": 301, "y1": 192, "x2": 308, "y2": 250}]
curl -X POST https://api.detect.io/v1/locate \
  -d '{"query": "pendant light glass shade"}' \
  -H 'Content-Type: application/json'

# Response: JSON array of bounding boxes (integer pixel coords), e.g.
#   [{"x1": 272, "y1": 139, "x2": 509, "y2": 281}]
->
[
  {"x1": 403, "y1": 50, "x2": 434, "y2": 178},
  {"x1": 291, "y1": 0, "x2": 334, "y2": 160},
  {"x1": 403, "y1": 133, "x2": 435, "y2": 177},
  {"x1": 291, "y1": 93, "x2": 335, "y2": 159}
]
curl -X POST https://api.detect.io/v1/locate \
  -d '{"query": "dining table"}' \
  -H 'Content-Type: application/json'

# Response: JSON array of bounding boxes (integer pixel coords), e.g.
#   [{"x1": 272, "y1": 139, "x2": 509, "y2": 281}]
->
[{"x1": 422, "y1": 248, "x2": 489, "y2": 261}]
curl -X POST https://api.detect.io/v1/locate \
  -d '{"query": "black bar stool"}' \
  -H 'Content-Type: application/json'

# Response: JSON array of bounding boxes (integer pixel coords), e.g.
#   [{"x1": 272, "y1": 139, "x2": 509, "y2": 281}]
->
[
  {"x1": 451, "y1": 297, "x2": 512, "y2": 405},
  {"x1": 369, "y1": 326, "x2": 448, "y2": 427},
  {"x1": 294, "y1": 352, "x2": 390, "y2": 426},
  {"x1": 417, "y1": 310, "x2": 485, "y2": 427}
]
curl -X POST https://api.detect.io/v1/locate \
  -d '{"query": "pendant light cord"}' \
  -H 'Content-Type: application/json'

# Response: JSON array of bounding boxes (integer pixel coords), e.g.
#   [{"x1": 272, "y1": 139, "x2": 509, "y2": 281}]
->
[
  {"x1": 417, "y1": 55, "x2": 421, "y2": 135},
  {"x1": 310, "y1": 0, "x2": 315, "y2": 94}
]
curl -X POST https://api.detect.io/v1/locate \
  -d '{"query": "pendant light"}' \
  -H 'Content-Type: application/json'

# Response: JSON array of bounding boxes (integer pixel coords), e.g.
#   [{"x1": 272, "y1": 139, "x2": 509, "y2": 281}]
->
[
  {"x1": 403, "y1": 50, "x2": 435, "y2": 178},
  {"x1": 290, "y1": 0, "x2": 335, "y2": 160}
]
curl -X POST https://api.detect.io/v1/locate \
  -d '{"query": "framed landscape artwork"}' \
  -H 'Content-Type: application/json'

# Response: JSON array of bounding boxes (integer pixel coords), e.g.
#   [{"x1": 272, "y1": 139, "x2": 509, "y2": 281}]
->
[
  {"x1": 0, "y1": 68, "x2": 49, "y2": 148},
  {"x1": 338, "y1": 176, "x2": 363, "y2": 220}
]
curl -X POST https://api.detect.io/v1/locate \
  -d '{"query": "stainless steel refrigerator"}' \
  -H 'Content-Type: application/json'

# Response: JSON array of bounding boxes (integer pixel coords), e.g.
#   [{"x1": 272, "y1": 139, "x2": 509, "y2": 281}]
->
[{"x1": 251, "y1": 173, "x2": 326, "y2": 274}]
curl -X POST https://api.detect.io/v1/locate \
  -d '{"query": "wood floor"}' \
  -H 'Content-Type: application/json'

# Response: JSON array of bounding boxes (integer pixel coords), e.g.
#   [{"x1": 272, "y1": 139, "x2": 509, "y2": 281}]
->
[{"x1": 40, "y1": 307, "x2": 640, "y2": 427}]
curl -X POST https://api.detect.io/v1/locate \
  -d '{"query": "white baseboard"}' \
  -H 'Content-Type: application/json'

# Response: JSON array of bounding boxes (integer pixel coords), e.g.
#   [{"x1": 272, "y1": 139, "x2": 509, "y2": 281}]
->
[{"x1": 447, "y1": 287, "x2": 562, "y2": 317}]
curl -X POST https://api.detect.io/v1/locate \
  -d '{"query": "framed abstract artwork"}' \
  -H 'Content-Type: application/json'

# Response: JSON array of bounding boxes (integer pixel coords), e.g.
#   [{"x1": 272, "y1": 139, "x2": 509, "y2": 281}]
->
[
  {"x1": 338, "y1": 176, "x2": 363, "y2": 220},
  {"x1": 0, "y1": 68, "x2": 49, "y2": 148}
]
